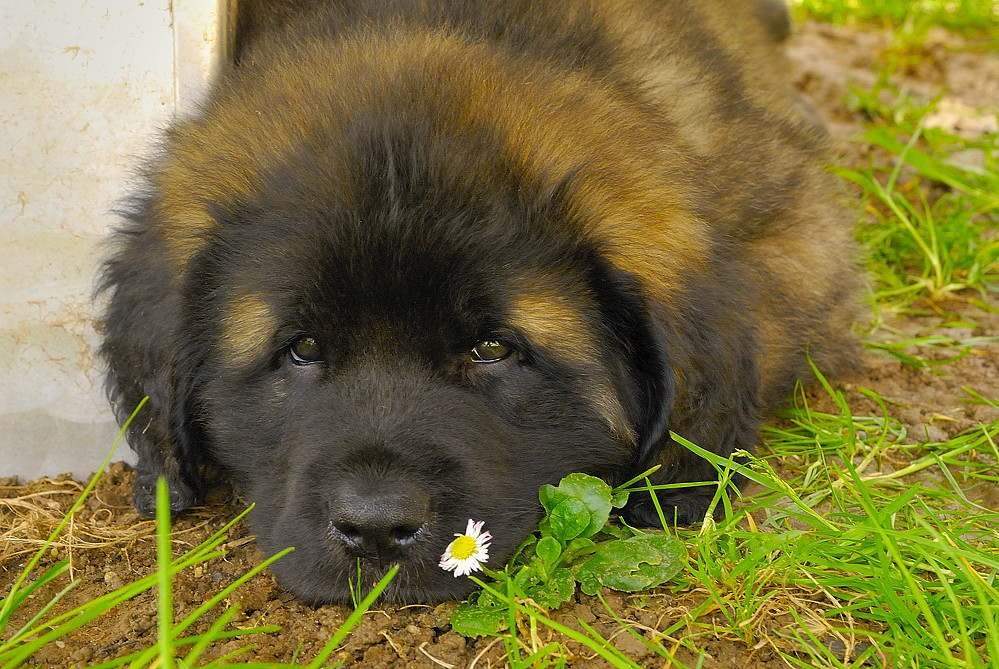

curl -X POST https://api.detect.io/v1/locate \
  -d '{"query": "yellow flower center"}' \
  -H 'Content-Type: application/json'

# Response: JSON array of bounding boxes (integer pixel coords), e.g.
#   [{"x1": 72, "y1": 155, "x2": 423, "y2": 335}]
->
[{"x1": 451, "y1": 535, "x2": 477, "y2": 560}]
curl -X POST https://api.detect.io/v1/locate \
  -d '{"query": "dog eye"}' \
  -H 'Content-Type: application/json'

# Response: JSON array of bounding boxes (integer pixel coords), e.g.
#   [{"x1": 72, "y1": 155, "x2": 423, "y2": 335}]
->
[
  {"x1": 470, "y1": 340, "x2": 511, "y2": 363},
  {"x1": 289, "y1": 336, "x2": 322, "y2": 364}
]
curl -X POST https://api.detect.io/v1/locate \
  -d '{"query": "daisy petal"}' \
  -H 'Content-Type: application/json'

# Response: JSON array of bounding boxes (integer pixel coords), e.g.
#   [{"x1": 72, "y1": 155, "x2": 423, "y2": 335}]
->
[{"x1": 439, "y1": 518, "x2": 492, "y2": 576}]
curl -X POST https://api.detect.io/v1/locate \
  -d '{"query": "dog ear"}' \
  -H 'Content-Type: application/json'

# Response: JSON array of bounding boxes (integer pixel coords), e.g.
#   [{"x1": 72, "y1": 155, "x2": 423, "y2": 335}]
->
[
  {"x1": 607, "y1": 271, "x2": 764, "y2": 527},
  {"x1": 586, "y1": 261, "x2": 675, "y2": 468},
  {"x1": 98, "y1": 201, "x2": 203, "y2": 516}
]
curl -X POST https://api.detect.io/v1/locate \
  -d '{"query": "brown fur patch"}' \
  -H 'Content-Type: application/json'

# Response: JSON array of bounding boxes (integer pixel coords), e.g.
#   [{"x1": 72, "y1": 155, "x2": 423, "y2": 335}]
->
[
  {"x1": 153, "y1": 27, "x2": 713, "y2": 303},
  {"x1": 223, "y1": 293, "x2": 277, "y2": 367},
  {"x1": 509, "y1": 288, "x2": 634, "y2": 443}
]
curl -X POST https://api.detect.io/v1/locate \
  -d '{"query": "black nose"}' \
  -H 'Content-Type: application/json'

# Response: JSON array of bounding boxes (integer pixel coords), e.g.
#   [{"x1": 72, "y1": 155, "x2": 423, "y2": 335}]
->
[{"x1": 329, "y1": 492, "x2": 430, "y2": 564}]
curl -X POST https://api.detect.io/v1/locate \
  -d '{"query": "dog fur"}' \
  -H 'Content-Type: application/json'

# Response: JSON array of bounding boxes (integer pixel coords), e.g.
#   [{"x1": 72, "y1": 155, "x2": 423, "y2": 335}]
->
[{"x1": 99, "y1": 0, "x2": 859, "y2": 603}]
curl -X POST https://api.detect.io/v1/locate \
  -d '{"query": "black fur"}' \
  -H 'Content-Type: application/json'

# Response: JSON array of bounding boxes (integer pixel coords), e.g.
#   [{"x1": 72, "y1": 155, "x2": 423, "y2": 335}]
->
[{"x1": 98, "y1": 0, "x2": 856, "y2": 603}]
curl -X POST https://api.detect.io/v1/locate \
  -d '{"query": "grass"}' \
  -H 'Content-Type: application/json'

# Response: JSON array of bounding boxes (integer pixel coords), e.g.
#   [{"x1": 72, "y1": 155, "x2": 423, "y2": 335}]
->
[
  {"x1": 792, "y1": 0, "x2": 999, "y2": 35},
  {"x1": 842, "y1": 78, "x2": 999, "y2": 314},
  {"x1": 680, "y1": 375, "x2": 999, "y2": 667},
  {"x1": 814, "y1": 0, "x2": 999, "y2": 373},
  {"x1": 0, "y1": 408, "x2": 397, "y2": 669},
  {"x1": 3, "y1": 2, "x2": 999, "y2": 667}
]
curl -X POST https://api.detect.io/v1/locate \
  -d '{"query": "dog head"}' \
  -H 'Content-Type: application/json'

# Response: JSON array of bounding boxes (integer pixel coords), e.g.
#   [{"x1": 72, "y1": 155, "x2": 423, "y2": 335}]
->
[{"x1": 164, "y1": 121, "x2": 676, "y2": 601}]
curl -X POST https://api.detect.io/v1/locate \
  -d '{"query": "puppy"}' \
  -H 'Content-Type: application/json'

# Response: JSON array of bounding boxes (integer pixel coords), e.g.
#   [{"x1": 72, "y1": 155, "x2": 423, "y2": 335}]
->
[{"x1": 99, "y1": 0, "x2": 858, "y2": 603}]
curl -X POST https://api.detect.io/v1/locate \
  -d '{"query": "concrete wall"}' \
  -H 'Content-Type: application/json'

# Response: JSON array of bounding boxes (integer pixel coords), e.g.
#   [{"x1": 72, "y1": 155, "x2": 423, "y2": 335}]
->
[{"x1": 1, "y1": 0, "x2": 226, "y2": 480}]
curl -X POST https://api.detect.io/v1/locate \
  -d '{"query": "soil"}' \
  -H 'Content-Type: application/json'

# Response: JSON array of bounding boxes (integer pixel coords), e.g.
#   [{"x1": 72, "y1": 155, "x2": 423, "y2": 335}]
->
[{"x1": 3, "y1": 18, "x2": 998, "y2": 669}]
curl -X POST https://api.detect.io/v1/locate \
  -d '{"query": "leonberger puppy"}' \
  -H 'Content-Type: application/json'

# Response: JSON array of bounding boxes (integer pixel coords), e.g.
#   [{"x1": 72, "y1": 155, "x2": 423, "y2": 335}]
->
[{"x1": 99, "y1": 0, "x2": 859, "y2": 603}]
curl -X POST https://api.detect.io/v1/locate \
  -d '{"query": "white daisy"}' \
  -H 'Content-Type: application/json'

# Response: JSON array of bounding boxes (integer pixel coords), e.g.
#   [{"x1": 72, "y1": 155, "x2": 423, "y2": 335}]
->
[{"x1": 439, "y1": 519, "x2": 492, "y2": 577}]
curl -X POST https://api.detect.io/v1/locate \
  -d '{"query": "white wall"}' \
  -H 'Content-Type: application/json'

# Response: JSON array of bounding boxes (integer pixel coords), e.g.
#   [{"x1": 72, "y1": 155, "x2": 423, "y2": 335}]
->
[{"x1": 1, "y1": 0, "x2": 225, "y2": 480}]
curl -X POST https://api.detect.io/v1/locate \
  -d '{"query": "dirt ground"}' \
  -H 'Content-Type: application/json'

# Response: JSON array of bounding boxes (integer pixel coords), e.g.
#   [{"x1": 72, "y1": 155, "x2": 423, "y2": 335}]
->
[{"x1": 2, "y1": 19, "x2": 998, "y2": 669}]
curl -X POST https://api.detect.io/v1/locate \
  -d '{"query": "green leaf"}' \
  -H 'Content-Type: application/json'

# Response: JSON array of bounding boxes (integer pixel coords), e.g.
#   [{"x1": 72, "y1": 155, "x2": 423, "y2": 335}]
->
[
  {"x1": 453, "y1": 474, "x2": 684, "y2": 638},
  {"x1": 593, "y1": 523, "x2": 631, "y2": 541},
  {"x1": 473, "y1": 584, "x2": 508, "y2": 610},
  {"x1": 536, "y1": 536, "x2": 562, "y2": 565},
  {"x1": 538, "y1": 483, "x2": 562, "y2": 514},
  {"x1": 555, "y1": 473, "x2": 615, "y2": 537},
  {"x1": 611, "y1": 488, "x2": 630, "y2": 508},
  {"x1": 561, "y1": 537, "x2": 597, "y2": 563},
  {"x1": 532, "y1": 568, "x2": 577, "y2": 610},
  {"x1": 576, "y1": 533, "x2": 685, "y2": 596},
  {"x1": 541, "y1": 497, "x2": 590, "y2": 542},
  {"x1": 510, "y1": 561, "x2": 577, "y2": 610},
  {"x1": 539, "y1": 473, "x2": 615, "y2": 542},
  {"x1": 450, "y1": 601, "x2": 507, "y2": 637},
  {"x1": 577, "y1": 571, "x2": 602, "y2": 597},
  {"x1": 513, "y1": 560, "x2": 545, "y2": 593}
]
